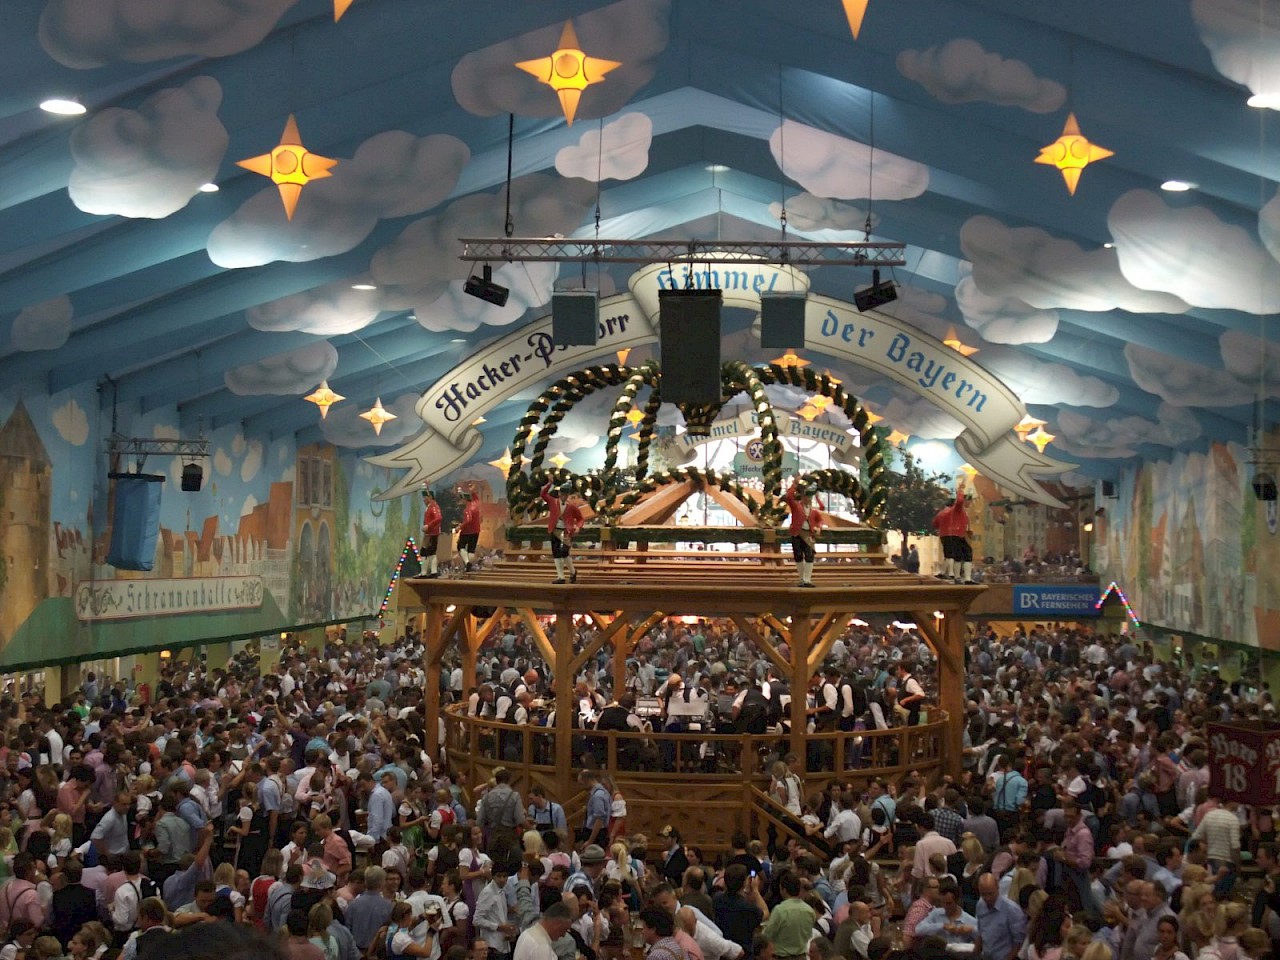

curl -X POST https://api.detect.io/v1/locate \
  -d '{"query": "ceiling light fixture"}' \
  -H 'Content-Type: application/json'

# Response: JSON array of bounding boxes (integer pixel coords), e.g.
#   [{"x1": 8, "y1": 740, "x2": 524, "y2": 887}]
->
[
  {"x1": 490, "y1": 448, "x2": 515, "y2": 473},
  {"x1": 770, "y1": 349, "x2": 810, "y2": 368},
  {"x1": 237, "y1": 115, "x2": 338, "y2": 220},
  {"x1": 1160, "y1": 179, "x2": 1196, "y2": 192},
  {"x1": 615, "y1": 348, "x2": 631, "y2": 366},
  {"x1": 1035, "y1": 113, "x2": 1113, "y2": 195},
  {"x1": 942, "y1": 325, "x2": 979, "y2": 357},
  {"x1": 334, "y1": 0, "x2": 356, "y2": 20},
  {"x1": 515, "y1": 21, "x2": 621, "y2": 126},
  {"x1": 842, "y1": 0, "x2": 870, "y2": 39},
  {"x1": 351, "y1": 283, "x2": 377, "y2": 291},
  {"x1": 464, "y1": 264, "x2": 509, "y2": 306},
  {"x1": 705, "y1": 164, "x2": 731, "y2": 173},
  {"x1": 1248, "y1": 93, "x2": 1280, "y2": 109},
  {"x1": 1013, "y1": 414, "x2": 1047, "y2": 440},
  {"x1": 359, "y1": 397, "x2": 397, "y2": 435},
  {"x1": 1026, "y1": 426, "x2": 1056, "y2": 453},
  {"x1": 450, "y1": 337, "x2": 467, "y2": 344},
  {"x1": 40, "y1": 97, "x2": 87, "y2": 116},
  {"x1": 197, "y1": 182, "x2": 220, "y2": 193},
  {"x1": 1103, "y1": 242, "x2": 1115, "y2": 249},
  {"x1": 304, "y1": 380, "x2": 344, "y2": 419}
]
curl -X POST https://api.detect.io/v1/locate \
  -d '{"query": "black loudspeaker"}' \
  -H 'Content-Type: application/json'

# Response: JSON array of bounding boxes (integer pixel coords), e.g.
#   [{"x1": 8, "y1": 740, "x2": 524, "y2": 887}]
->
[
  {"x1": 660, "y1": 289, "x2": 722, "y2": 404},
  {"x1": 1101, "y1": 480, "x2": 1116, "y2": 498},
  {"x1": 552, "y1": 291, "x2": 599, "y2": 346},
  {"x1": 759, "y1": 292, "x2": 807, "y2": 349},
  {"x1": 181, "y1": 462, "x2": 203, "y2": 492}
]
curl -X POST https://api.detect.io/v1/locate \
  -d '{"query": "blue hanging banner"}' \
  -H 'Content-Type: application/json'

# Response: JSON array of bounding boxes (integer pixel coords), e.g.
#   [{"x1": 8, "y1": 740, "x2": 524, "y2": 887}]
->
[
  {"x1": 1011, "y1": 584, "x2": 1101, "y2": 617},
  {"x1": 106, "y1": 473, "x2": 165, "y2": 572}
]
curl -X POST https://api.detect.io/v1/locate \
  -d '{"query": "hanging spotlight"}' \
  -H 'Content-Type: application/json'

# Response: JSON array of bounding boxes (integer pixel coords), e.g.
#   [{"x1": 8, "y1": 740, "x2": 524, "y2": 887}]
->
[
  {"x1": 359, "y1": 397, "x2": 397, "y2": 435},
  {"x1": 464, "y1": 264, "x2": 509, "y2": 307},
  {"x1": 853, "y1": 268, "x2": 897, "y2": 312},
  {"x1": 304, "y1": 380, "x2": 344, "y2": 419}
]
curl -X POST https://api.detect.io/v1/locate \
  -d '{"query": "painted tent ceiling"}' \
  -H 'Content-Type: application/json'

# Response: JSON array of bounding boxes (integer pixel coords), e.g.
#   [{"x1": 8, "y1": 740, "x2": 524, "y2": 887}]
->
[{"x1": 5, "y1": 0, "x2": 1280, "y2": 484}]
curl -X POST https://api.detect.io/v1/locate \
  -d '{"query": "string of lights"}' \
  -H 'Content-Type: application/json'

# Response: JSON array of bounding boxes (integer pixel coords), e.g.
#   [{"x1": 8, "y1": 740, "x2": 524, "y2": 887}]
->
[
  {"x1": 1096, "y1": 580, "x2": 1141, "y2": 628},
  {"x1": 379, "y1": 536, "x2": 419, "y2": 626}
]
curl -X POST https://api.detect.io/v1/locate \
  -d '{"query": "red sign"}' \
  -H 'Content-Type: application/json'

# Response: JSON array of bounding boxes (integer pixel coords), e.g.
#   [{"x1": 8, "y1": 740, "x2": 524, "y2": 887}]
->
[{"x1": 1208, "y1": 721, "x2": 1280, "y2": 804}]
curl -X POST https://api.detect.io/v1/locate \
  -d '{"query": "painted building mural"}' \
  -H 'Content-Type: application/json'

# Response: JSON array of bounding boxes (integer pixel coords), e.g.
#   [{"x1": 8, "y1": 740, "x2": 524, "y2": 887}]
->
[
  {"x1": 1100, "y1": 435, "x2": 1280, "y2": 651},
  {"x1": 0, "y1": 386, "x2": 424, "y2": 670}
]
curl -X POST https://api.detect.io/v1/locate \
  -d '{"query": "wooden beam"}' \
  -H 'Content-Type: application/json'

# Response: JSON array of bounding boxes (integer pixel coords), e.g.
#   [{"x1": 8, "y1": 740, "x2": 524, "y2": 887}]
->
[
  {"x1": 789, "y1": 612, "x2": 811, "y2": 761},
  {"x1": 569, "y1": 614, "x2": 630, "y2": 676},
  {"x1": 617, "y1": 480, "x2": 695, "y2": 526},
  {"x1": 474, "y1": 607, "x2": 509, "y2": 647},
  {"x1": 518, "y1": 608, "x2": 556, "y2": 665},
  {"x1": 760, "y1": 614, "x2": 791, "y2": 645},
  {"x1": 424, "y1": 603, "x2": 444, "y2": 760},
  {"x1": 553, "y1": 613, "x2": 575, "y2": 799},
  {"x1": 807, "y1": 612, "x2": 850, "y2": 672},
  {"x1": 915, "y1": 612, "x2": 965, "y2": 780},
  {"x1": 704, "y1": 483, "x2": 758, "y2": 527},
  {"x1": 730, "y1": 614, "x2": 791, "y2": 676}
]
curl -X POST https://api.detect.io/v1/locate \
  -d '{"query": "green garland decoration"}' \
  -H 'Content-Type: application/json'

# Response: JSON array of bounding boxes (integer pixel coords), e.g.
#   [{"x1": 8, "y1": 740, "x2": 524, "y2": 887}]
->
[
  {"x1": 721, "y1": 360, "x2": 786, "y2": 522},
  {"x1": 755, "y1": 364, "x2": 888, "y2": 520},
  {"x1": 789, "y1": 468, "x2": 867, "y2": 517}
]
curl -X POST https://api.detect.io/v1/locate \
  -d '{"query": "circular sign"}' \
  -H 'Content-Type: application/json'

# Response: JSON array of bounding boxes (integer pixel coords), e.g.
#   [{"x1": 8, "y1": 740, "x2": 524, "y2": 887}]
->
[{"x1": 745, "y1": 440, "x2": 765, "y2": 461}]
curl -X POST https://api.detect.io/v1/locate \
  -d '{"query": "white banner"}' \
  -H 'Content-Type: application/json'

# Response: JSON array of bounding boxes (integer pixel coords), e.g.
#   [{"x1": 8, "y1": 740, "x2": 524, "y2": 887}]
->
[
  {"x1": 74, "y1": 576, "x2": 265, "y2": 622},
  {"x1": 370, "y1": 258, "x2": 1073, "y2": 506},
  {"x1": 672, "y1": 409, "x2": 855, "y2": 455}
]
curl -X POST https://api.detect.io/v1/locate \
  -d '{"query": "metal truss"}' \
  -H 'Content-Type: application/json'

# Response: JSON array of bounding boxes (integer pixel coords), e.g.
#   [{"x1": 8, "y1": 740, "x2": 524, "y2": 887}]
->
[
  {"x1": 107, "y1": 434, "x2": 209, "y2": 463},
  {"x1": 458, "y1": 237, "x2": 907, "y2": 267}
]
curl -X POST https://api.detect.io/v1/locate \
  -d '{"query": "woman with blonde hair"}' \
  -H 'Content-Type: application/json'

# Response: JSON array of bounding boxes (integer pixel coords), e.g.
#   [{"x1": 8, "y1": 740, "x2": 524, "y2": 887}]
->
[
  {"x1": 957, "y1": 835, "x2": 985, "y2": 912},
  {"x1": 1200, "y1": 902, "x2": 1250, "y2": 960},
  {"x1": 1236, "y1": 928, "x2": 1268, "y2": 960},
  {"x1": 604, "y1": 839, "x2": 640, "y2": 905},
  {"x1": 308, "y1": 902, "x2": 340, "y2": 960},
  {"x1": 1180, "y1": 883, "x2": 1219, "y2": 956},
  {"x1": 1065, "y1": 924, "x2": 1095, "y2": 960},
  {"x1": 605, "y1": 776, "x2": 627, "y2": 843},
  {"x1": 1080, "y1": 943, "x2": 1114, "y2": 960},
  {"x1": 213, "y1": 861, "x2": 246, "y2": 923}
]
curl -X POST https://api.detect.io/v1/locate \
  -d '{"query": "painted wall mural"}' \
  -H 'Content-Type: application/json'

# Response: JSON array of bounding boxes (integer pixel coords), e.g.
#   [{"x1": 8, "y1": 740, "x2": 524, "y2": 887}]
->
[
  {"x1": 0, "y1": 384, "x2": 420, "y2": 670},
  {"x1": 1100, "y1": 433, "x2": 1280, "y2": 651}
]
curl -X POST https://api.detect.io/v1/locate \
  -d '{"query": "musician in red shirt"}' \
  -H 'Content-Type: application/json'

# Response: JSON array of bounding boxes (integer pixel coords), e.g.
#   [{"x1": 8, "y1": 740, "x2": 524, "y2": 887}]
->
[
  {"x1": 541, "y1": 482, "x2": 584, "y2": 583},
  {"x1": 931, "y1": 482, "x2": 972, "y2": 583},
  {"x1": 455, "y1": 487, "x2": 482, "y2": 573},
  {"x1": 784, "y1": 480, "x2": 824, "y2": 587},
  {"x1": 420, "y1": 488, "x2": 443, "y2": 579}
]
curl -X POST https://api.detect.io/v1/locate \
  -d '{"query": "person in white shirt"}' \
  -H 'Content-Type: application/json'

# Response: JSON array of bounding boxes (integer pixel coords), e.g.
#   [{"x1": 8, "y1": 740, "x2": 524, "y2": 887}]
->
[
  {"x1": 513, "y1": 903, "x2": 573, "y2": 960},
  {"x1": 474, "y1": 867, "x2": 517, "y2": 955}
]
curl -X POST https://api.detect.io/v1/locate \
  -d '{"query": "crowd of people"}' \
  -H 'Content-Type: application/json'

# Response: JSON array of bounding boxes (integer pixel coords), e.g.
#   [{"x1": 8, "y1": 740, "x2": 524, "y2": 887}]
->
[{"x1": 0, "y1": 617, "x2": 1269, "y2": 960}]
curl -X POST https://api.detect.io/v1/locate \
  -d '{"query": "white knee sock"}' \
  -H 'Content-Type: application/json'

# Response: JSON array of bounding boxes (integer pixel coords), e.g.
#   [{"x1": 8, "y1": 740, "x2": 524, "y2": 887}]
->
[
  {"x1": 805, "y1": 560, "x2": 814, "y2": 583},
  {"x1": 554, "y1": 557, "x2": 565, "y2": 579},
  {"x1": 961, "y1": 561, "x2": 973, "y2": 582},
  {"x1": 428, "y1": 556, "x2": 437, "y2": 575}
]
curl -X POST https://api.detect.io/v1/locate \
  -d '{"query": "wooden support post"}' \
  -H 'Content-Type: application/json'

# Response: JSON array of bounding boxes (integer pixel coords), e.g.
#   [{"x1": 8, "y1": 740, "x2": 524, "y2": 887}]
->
[
  {"x1": 554, "y1": 612, "x2": 575, "y2": 802},
  {"x1": 789, "y1": 613, "x2": 811, "y2": 762},
  {"x1": 424, "y1": 603, "x2": 444, "y2": 761},
  {"x1": 916, "y1": 612, "x2": 965, "y2": 781}
]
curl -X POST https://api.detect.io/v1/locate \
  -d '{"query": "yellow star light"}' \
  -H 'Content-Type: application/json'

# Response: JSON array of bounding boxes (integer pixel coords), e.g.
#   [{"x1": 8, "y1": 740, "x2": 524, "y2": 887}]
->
[
  {"x1": 862, "y1": 407, "x2": 884, "y2": 425},
  {"x1": 796, "y1": 404, "x2": 819, "y2": 422},
  {"x1": 1014, "y1": 414, "x2": 1047, "y2": 440},
  {"x1": 770, "y1": 349, "x2": 810, "y2": 369},
  {"x1": 942, "y1": 325, "x2": 980, "y2": 357},
  {"x1": 886, "y1": 429, "x2": 910, "y2": 447},
  {"x1": 359, "y1": 397, "x2": 397, "y2": 436},
  {"x1": 842, "y1": 0, "x2": 870, "y2": 39},
  {"x1": 616, "y1": 348, "x2": 631, "y2": 366},
  {"x1": 1035, "y1": 113, "x2": 1113, "y2": 196},
  {"x1": 237, "y1": 115, "x2": 338, "y2": 220},
  {"x1": 809, "y1": 395, "x2": 832, "y2": 412},
  {"x1": 515, "y1": 21, "x2": 621, "y2": 126},
  {"x1": 304, "y1": 381, "x2": 344, "y2": 420},
  {"x1": 625, "y1": 407, "x2": 646, "y2": 428},
  {"x1": 334, "y1": 0, "x2": 356, "y2": 20},
  {"x1": 1027, "y1": 426, "x2": 1056, "y2": 453},
  {"x1": 959, "y1": 464, "x2": 978, "y2": 480},
  {"x1": 490, "y1": 448, "x2": 515, "y2": 473},
  {"x1": 550, "y1": 452, "x2": 572, "y2": 469}
]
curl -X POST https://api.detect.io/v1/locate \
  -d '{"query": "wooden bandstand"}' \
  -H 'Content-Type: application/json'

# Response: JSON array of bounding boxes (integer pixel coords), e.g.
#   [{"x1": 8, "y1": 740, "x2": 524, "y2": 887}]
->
[
  {"x1": 411, "y1": 534, "x2": 981, "y2": 850},
  {"x1": 410, "y1": 356, "x2": 984, "y2": 848}
]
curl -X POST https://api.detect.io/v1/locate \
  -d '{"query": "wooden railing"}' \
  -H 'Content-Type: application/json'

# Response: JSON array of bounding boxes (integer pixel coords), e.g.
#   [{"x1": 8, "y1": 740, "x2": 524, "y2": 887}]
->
[{"x1": 443, "y1": 705, "x2": 947, "y2": 851}]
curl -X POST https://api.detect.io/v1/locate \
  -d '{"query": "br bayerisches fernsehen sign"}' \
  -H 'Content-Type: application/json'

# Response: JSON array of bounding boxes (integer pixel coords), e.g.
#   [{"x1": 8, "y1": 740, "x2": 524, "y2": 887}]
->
[{"x1": 1011, "y1": 585, "x2": 1100, "y2": 617}]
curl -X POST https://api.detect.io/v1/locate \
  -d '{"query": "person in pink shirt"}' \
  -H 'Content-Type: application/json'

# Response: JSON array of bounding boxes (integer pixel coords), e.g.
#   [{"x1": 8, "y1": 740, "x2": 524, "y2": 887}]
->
[
  {"x1": 315, "y1": 814, "x2": 352, "y2": 886},
  {"x1": 1054, "y1": 801, "x2": 1096, "y2": 913},
  {"x1": 0, "y1": 853, "x2": 46, "y2": 932}
]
